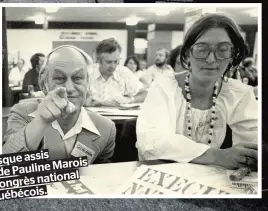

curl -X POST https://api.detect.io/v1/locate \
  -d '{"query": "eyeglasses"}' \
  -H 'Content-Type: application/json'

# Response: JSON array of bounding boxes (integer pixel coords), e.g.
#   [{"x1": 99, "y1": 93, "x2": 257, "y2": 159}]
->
[{"x1": 191, "y1": 42, "x2": 234, "y2": 60}]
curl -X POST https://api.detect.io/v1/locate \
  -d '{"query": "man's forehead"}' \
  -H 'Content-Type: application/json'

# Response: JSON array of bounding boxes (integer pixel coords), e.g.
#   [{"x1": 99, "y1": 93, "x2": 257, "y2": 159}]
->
[
  {"x1": 48, "y1": 48, "x2": 87, "y2": 65},
  {"x1": 101, "y1": 50, "x2": 120, "y2": 58},
  {"x1": 156, "y1": 50, "x2": 165, "y2": 54}
]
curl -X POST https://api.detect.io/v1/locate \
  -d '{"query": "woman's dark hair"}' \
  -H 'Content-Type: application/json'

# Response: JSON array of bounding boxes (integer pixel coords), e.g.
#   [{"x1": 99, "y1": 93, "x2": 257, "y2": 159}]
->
[
  {"x1": 244, "y1": 42, "x2": 250, "y2": 58},
  {"x1": 124, "y1": 55, "x2": 140, "y2": 72},
  {"x1": 168, "y1": 45, "x2": 182, "y2": 69},
  {"x1": 30, "y1": 53, "x2": 45, "y2": 69},
  {"x1": 180, "y1": 13, "x2": 247, "y2": 76}
]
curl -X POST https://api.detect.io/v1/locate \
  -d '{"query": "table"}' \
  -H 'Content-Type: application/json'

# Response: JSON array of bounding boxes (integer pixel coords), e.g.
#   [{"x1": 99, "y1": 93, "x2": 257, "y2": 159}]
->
[
  {"x1": 47, "y1": 160, "x2": 258, "y2": 196},
  {"x1": 79, "y1": 160, "x2": 167, "y2": 192},
  {"x1": 10, "y1": 86, "x2": 22, "y2": 91},
  {"x1": 86, "y1": 106, "x2": 141, "y2": 121},
  {"x1": 2, "y1": 105, "x2": 141, "y2": 121}
]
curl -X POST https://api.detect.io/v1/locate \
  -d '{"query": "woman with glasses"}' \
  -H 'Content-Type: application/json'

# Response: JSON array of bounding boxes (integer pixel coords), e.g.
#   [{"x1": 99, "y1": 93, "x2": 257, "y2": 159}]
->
[{"x1": 136, "y1": 14, "x2": 257, "y2": 170}]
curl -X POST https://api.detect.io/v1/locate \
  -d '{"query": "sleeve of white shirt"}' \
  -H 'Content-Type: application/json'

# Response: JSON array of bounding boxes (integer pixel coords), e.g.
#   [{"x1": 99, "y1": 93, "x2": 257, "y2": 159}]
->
[
  {"x1": 9, "y1": 68, "x2": 17, "y2": 84},
  {"x1": 136, "y1": 78, "x2": 210, "y2": 163},
  {"x1": 122, "y1": 66, "x2": 144, "y2": 97},
  {"x1": 228, "y1": 86, "x2": 258, "y2": 145},
  {"x1": 140, "y1": 66, "x2": 154, "y2": 86}
]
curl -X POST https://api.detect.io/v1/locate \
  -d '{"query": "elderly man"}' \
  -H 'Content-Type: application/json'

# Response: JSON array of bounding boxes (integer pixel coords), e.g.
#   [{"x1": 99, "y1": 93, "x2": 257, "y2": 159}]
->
[
  {"x1": 141, "y1": 48, "x2": 173, "y2": 88},
  {"x1": 86, "y1": 38, "x2": 147, "y2": 106},
  {"x1": 9, "y1": 58, "x2": 28, "y2": 86},
  {"x1": 3, "y1": 45, "x2": 116, "y2": 163}
]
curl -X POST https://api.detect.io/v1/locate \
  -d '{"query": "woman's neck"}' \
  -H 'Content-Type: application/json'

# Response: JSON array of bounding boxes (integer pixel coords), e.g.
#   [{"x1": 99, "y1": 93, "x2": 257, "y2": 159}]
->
[
  {"x1": 189, "y1": 74, "x2": 218, "y2": 99},
  {"x1": 187, "y1": 73, "x2": 221, "y2": 110}
]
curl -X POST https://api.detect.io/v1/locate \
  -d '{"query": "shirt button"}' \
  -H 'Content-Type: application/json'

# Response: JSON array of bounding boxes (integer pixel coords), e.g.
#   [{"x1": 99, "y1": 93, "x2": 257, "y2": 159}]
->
[{"x1": 208, "y1": 140, "x2": 211, "y2": 144}]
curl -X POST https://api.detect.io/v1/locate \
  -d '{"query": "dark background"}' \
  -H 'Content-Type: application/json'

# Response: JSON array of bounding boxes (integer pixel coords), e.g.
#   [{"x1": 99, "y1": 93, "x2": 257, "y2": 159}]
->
[{"x1": 0, "y1": 198, "x2": 267, "y2": 210}]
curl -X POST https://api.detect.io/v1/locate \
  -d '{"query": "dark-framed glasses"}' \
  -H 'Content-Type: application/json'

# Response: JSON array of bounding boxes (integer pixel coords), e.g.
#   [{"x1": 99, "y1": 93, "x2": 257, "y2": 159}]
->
[{"x1": 191, "y1": 42, "x2": 234, "y2": 60}]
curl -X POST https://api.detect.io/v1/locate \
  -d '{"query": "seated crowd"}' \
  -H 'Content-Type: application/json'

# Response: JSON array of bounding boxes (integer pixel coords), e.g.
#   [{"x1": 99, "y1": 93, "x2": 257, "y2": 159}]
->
[{"x1": 4, "y1": 14, "x2": 258, "y2": 171}]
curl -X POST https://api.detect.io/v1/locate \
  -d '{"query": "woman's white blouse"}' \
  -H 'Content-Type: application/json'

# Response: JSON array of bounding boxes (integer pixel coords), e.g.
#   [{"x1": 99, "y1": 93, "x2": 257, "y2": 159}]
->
[{"x1": 136, "y1": 73, "x2": 258, "y2": 163}]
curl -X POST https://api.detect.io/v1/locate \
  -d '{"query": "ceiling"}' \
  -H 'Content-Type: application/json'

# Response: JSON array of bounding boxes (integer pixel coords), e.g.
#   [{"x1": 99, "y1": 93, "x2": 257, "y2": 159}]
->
[{"x1": 5, "y1": 6, "x2": 258, "y2": 25}]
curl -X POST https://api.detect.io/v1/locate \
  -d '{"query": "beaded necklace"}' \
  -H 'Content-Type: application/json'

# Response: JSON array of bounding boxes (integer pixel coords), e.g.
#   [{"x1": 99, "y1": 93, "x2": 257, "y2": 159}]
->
[{"x1": 184, "y1": 72, "x2": 219, "y2": 144}]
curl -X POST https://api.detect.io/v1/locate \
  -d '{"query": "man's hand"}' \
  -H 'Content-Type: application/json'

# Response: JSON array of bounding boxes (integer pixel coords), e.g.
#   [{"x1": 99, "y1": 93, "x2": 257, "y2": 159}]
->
[{"x1": 37, "y1": 87, "x2": 76, "y2": 124}]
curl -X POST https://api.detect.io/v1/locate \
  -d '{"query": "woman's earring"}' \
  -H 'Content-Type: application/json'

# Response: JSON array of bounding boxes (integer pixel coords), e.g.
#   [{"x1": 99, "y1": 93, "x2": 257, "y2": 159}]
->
[
  {"x1": 187, "y1": 62, "x2": 191, "y2": 71},
  {"x1": 227, "y1": 63, "x2": 233, "y2": 71},
  {"x1": 44, "y1": 84, "x2": 49, "y2": 95}
]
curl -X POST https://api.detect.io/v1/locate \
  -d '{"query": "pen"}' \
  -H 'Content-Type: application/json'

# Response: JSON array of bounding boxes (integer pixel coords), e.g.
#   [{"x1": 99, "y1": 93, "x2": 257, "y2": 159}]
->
[{"x1": 229, "y1": 167, "x2": 251, "y2": 181}]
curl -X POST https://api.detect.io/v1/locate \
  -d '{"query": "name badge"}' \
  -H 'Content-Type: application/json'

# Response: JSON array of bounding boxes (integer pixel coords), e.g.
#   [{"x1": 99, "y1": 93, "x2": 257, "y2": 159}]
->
[{"x1": 71, "y1": 142, "x2": 96, "y2": 164}]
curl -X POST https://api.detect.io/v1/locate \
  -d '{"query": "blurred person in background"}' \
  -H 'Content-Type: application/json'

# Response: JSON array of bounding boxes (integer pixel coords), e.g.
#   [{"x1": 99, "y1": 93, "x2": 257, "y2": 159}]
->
[
  {"x1": 86, "y1": 38, "x2": 147, "y2": 106},
  {"x1": 139, "y1": 59, "x2": 147, "y2": 71},
  {"x1": 227, "y1": 56, "x2": 258, "y2": 99},
  {"x1": 9, "y1": 58, "x2": 28, "y2": 86},
  {"x1": 168, "y1": 45, "x2": 186, "y2": 74},
  {"x1": 22, "y1": 53, "x2": 45, "y2": 93},
  {"x1": 141, "y1": 48, "x2": 173, "y2": 88},
  {"x1": 237, "y1": 57, "x2": 258, "y2": 99},
  {"x1": 237, "y1": 57, "x2": 258, "y2": 87},
  {"x1": 124, "y1": 55, "x2": 143, "y2": 80}
]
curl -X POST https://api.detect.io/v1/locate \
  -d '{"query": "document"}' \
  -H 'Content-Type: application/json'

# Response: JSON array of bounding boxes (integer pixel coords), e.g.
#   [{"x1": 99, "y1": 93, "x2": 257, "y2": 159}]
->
[
  {"x1": 114, "y1": 164, "x2": 248, "y2": 195},
  {"x1": 86, "y1": 107, "x2": 140, "y2": 116},
  {"x1": 47, "y1": 176, "x2": 112, "y2": 195},
  {"x1": 226, "y1": 169, "x2": 258, "y2": 190}
]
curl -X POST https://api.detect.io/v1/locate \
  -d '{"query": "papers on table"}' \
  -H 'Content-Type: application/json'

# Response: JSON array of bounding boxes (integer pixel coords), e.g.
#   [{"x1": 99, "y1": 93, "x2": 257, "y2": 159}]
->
[
  {"x1": 31, "y1": 91, "x2": 45, "y2": 98},
  {"x1": 47, "y1": 176, "x2": 112, "y2": 195},
  {"x1": 226, "y1": 169, "x2": 258, "y2": 191},
  {"x1": 114, "y1": 164, "x2": 247, "y2": 195},
  {"x1": 119, "y1": 103, "x2": 142, "y2": 109},
  {"x1": 86, "y1": 105, "x2": 141, "y2": 117},
  {"x1": 10, "y1": 86, "x2": 22, "y2": 91},
  {"x1": 45, "y1": 163, "x2": 258, "y2": 196}
]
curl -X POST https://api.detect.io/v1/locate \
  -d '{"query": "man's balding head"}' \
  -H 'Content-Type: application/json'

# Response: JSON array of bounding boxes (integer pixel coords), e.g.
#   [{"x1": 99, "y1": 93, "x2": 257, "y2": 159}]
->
[{"x1": 48, "y1": 47, "x2": 88, "y2": 66}]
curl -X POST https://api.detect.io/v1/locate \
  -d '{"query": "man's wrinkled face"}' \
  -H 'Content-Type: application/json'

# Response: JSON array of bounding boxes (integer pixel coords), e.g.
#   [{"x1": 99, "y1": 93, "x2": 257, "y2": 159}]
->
[
  {"x1": 36, "y1": 56, "x2": 45, "y2": 72},
  {"x1": 17, "y1": 59, "x2": 24, "y2": 69},
  {"x1": 47, "y1": 48, "x2": 88, "y2": 110},
  {"x1": 99, "y1": 49, "x2": 121, "y2": 76},
  {"x1": 155, "y1": 49, "x2": 167, "y2": 67}
]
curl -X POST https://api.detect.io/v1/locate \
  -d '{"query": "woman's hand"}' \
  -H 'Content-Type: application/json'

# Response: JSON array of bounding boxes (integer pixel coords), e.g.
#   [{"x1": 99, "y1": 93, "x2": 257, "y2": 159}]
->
[
  {"x1": 217, "y1": 143, "x2": 257, "y2": 170},
  {"x1": 37, "y1": 87, "x2": 75, "y2": 124}
]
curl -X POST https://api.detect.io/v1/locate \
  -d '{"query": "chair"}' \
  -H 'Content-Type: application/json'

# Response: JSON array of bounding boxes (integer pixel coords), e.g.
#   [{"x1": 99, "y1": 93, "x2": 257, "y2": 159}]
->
[
  {"x1": 112, "y1": 118, "x2": 138, "y2": 162},
  {"x1": 220, "y1": 125, "x2": 233, "y2": 149}
]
